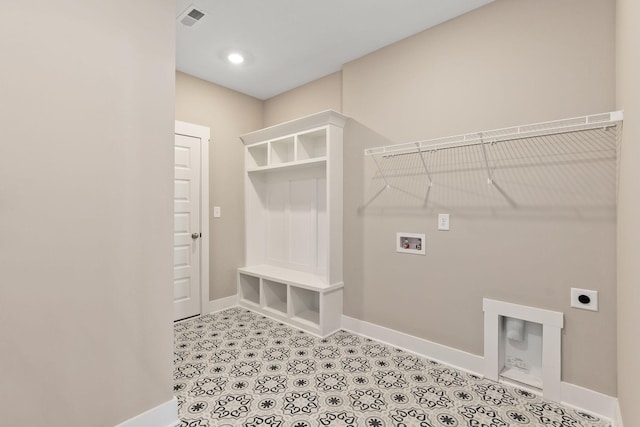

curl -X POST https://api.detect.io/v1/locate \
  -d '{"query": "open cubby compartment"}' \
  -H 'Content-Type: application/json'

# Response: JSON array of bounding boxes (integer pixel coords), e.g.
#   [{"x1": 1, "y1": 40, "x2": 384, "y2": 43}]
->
[
  {"x1": 238, "y1": 272, "x2": 261, "y2": 305},
  {"x1": 263, "y1": 279, "x2": 288, "y2": 315},
  {"x1": 290, "y1": 286, "x2": 320, "y2": 326},
  {"x1": 270, "y1": 136, "x2": 295, "y2": 165},
  {"x1": 247, "y1": 143, "x2": 268, "y2": 168},
  {"x1": 297, "y1": 128, "x2": 327, "y2": 160}
]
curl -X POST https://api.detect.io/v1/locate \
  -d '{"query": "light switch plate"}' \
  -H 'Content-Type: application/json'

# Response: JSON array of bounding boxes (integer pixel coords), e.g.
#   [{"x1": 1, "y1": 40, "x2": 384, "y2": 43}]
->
[
  {"x1": 438, "y1": 213, "x2": 450, "y2": 231},
  {"x1": 213, "y1": 206, "x2": 221, "y2": 218}
]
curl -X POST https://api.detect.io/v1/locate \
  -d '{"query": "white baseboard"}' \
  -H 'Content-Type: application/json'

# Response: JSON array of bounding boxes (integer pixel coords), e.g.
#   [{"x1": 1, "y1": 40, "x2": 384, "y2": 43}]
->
[
  {"x1": 341, "y1": 315, "x2": 484, "y2": 375},
  {"x1": 205, "y1": 294, "x2": 238, "y2": 314},
  {"x1": 115, "y1": 397, "x2": 178, "y2": 427},
  {"x1": 560, "y1": 382, "x2": 617, "y2": 422},
  {"x1": 614, "y1": 400, "x2": 624, "y2": 427},
  {"x1": 341, "y1": 314, "x2": 618, "y2": 424}
]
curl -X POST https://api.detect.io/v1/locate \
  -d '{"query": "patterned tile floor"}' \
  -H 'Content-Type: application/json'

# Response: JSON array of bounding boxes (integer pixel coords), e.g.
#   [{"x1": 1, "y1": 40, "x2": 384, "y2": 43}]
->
[{"x1": 174, "y1": 308, "x2": 610, "y2": 427}]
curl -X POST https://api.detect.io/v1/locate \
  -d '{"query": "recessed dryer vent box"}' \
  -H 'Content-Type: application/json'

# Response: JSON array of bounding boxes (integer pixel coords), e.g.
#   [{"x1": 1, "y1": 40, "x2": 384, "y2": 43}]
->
[{"x1": 396, "y1": 232, "x2": 426, "y2": 255}]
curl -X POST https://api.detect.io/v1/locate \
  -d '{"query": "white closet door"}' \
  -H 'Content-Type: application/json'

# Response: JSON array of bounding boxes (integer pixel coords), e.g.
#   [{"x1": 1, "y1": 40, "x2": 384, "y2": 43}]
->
[{"x1": 174, "y1": 133, "x2": 201, "y2": 321}]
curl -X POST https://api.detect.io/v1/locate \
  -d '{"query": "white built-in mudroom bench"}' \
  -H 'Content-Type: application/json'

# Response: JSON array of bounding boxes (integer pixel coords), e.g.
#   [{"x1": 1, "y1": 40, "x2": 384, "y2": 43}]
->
[{"x1": 238, "y1": 111, "x2": 346, "y2": 336}]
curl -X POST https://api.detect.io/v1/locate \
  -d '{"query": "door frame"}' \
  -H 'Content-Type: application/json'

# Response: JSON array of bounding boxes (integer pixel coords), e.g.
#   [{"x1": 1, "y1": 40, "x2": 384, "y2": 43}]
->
[{"x1": 175, "y1": 120, "x2": 210, "y2": 317}]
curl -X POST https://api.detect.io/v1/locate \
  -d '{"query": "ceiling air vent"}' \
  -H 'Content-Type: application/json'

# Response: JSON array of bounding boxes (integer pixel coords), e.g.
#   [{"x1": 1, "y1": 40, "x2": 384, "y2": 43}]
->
[{"x1": 178, "y1": 6, "x2": 205, "y2": 27}]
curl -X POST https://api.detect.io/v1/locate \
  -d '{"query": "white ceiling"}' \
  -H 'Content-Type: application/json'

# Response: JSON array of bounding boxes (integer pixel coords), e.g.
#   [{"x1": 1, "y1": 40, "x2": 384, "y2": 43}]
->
[{"x1": 175, "y1": 0, "x2": 494, "y2": 100}]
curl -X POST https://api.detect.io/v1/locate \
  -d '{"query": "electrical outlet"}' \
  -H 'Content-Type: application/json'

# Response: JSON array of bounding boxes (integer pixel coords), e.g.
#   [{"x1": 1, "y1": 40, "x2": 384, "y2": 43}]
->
[{"x1": 570, "y1": 288, "x2": 598, "y2": 311}]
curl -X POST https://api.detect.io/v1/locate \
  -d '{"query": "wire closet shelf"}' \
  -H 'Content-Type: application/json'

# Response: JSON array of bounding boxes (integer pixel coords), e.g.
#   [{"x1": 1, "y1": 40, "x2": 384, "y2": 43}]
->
[
  {"x1": 364, "y1": 111, "x2": 623, "y2": 158},
  {"x1": 362, "y1": 111, "x2": 623, "y2": 212}
]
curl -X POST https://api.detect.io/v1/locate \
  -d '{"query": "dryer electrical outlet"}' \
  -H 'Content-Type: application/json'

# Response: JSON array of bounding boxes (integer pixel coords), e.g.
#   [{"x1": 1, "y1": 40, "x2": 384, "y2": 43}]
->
[{"x1": 570, "y1": 288, "x2": 598, "y2": 311}]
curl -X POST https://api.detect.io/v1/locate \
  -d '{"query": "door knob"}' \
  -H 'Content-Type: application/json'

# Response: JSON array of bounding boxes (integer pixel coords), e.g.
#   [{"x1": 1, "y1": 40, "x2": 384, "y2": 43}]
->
[{"x1": 191, "y1": 233, "x2": 200, "y2": 239}]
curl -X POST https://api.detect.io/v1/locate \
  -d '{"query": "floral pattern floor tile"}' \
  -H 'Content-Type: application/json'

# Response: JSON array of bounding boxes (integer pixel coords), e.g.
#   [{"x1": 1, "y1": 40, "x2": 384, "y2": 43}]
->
[{"x1": 174, "y1": 308, "x2": 610, "y2": 427}]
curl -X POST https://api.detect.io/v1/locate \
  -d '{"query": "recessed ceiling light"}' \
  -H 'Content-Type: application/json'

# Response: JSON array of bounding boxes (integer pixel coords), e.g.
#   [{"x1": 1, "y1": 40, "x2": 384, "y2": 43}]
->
[{"x1": 227, "y1": 52, "x2": 244, "y2": 64}]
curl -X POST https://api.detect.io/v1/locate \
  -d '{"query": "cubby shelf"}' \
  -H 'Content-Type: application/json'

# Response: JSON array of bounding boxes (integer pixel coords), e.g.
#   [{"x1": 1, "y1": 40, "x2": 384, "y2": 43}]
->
[
  {"x1": 237, "y1": 267, "x2": 343, "y2": 336},
  {"x1": 246, "y1": 143, "x2": 268, "y2": 168},
  {"x1": 239, "y1": 265, "x2": 340, "y2": 292},
  {"x1": 263, "y1": 279, "x2": 288, "y2": 315},
  {"x1": 238, "y1": 273, "x2": 261, "y2": 306},
  {"x1": 244, "y1": 122, "x2": 330, "y2": 171},
  {"x1": 238, "y1": 111, "x2": 347, "y2": 337},
  {"x1": 291, "y1": 286, "x2": 321, "y2": 325},
  {"x1": 270, "y1": 137, "x2": 295, "y2": 165},
  {"x1": 246, "y1": 157, "x2": 327, "y2": 174}
]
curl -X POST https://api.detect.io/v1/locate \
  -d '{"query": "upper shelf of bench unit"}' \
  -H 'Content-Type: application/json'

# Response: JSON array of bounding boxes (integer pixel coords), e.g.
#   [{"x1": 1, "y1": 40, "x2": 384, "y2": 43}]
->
[
  {"x1": 240, "y1": 110, "x2": 348, "y2": 146},
  {"x1": 246, "y1": 157, "x2": 327, "y2": 174},
  {"x1": 238, "y1": 264, "x2": 343, "y2": 293}
]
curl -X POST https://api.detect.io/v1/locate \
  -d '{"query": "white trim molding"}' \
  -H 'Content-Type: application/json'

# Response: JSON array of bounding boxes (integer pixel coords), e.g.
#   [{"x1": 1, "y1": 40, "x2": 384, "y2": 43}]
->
[
  {"x1": 341, "y1": 315, "x2": 484, "y2": 375},
  {"x1": 560, "y1": 382, "x2": 617, "y2": 423},
  {"x1": 206, "y1": 294, "x2": 239, "y2": 314},
  {"x1": 240, "y1": 110, "x2": 348, "y2": 145},
  {"x1": 115, "y1": 397, "x2": 178, "y2": 427},
  {"x1": 483, "y1": 298, "x2": 563, "y2": 402},
  {"x1": 175, "y1": 120, "x2": 211, "y2": 318}
]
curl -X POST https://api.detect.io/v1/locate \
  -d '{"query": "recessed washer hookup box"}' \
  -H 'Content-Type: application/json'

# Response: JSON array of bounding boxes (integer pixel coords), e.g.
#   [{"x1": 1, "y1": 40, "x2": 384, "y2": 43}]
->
[{"x1": 396, "y1": 232, "x2": 426, "y2": 255}]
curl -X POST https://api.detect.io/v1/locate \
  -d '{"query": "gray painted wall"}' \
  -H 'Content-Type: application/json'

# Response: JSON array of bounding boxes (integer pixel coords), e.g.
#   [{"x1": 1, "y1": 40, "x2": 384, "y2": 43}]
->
[
  {"x1": 342, "y1": 0, "x2": 616, "y2": 396},
  {"x1": 0, "y1": 1, "x2": 176, "y2": 425}
]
